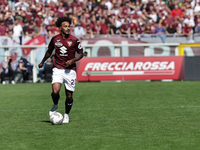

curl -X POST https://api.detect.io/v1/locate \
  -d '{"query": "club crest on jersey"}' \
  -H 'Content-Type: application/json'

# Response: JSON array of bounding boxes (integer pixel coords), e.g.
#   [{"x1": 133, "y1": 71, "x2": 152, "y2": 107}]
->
[
  {"x1": 55, "y1": 41, "x2": 63, "y2": 47},
  {"x1": 67, "y1": 41, "x2": 72, "y2": 47}
]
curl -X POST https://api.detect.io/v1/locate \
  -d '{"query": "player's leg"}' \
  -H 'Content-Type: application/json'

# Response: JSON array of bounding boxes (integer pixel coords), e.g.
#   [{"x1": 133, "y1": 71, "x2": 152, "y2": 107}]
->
[
  {"x1": 49, "y1": 68, "x2": 63, "y2": 116},
  {"x1": 52, "y1": 82, "x2": 62, "y2": 105},
  {"x1": 65, "y1": 90, "x2": 73, "y2": 114},
  {"x1": 49, "y1": 82, "x2": 61, "y2": 116},
  {"x1": 63, "y1": 69, "x2": 76, "y2": 123},
  {"x1": 63, "y1": 90, "x2": 73, "y2": 123}
]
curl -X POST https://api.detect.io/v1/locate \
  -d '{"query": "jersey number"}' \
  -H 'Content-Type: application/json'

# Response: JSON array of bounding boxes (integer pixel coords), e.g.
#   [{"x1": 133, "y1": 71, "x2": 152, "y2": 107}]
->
[{"x1": 71, "y1": 79, "x2": 75, "y2": 85}]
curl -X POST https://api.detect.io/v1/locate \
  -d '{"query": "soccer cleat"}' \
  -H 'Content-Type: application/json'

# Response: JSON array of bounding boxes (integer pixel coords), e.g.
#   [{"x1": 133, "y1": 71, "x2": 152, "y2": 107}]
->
[
  {"x1": 49, "y1": 104, "x2": 58, "y2": 116},
  {"x1": 63, "y1": 114, "x2": 69, "y2": 123},
  {"x1": 11, "y1": 80, "x2": 15, "y2": 84},
  {"x1": 2, "y1": 81, "x2": 6, "y2": 85}
]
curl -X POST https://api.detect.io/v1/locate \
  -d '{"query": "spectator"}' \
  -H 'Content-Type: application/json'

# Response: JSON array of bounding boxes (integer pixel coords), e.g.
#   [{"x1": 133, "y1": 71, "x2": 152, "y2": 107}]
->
[
  {"x1": 134, "y1": 21, "x2": 143, "y2": 40},
  {"x1": 24, "y1": 7, "x2": 34, "y2": 22},
  {"x1": 80, "y1": 18, "x2": 86, "y2": 29},
  {"x1": 111, "y1": 3, "x2": 120, "y2": 16},
  {"x1": 129, "y1": 17, "x2": 137, "y2": 35},
  {"x1": 74, "y1": 23, "x2": 85, "y2": 39},
  {"x1": 176, "y1": 17, "x2": 183, "y2": 35},
  {"x1": 195, "y1": 15, "x2": 200, "y2": 33},
  {"x1": 27, "y1": 0, "x2": 36, "y2": 18},
  {"x1": 1, "y1": 56, "x2": 16, "y2": 84},
  {"x1": 121, "y1": 19, "x2": 130, "y2": 35},
  {"x1": 22, "y1": 21, "x2": 29, "y2": 35},
  {"x1": 122, "y1": 2, "x2": 132, "y2": 16},
  {"x1": 5, "y1": 24, "x2": 13, "y2": 38},
  {"x1": 35, "y1": 12, "x2": 44, "y2": 33},
  {"x1": 25, "y1": 21, "x2": 36, "y2": 37},
  {"x1": 168, "y1": 0, "x2": 175, "y2": 11},
  {"x1": 105, "y1": 23, "x2": 113, "y2": 35},
  {"x1": 14, "y1": 1, "x2": 29, "y2": 11},
  {"x1": 43, "y1": 8, "x2": 54, "y2": 25},
  {"x1": 86, "y1": 18, "x2": 94, "y2": 31},
  {"x1": 63, "y1": 0, "x2": 73, "y2": 15},
  {"x1": 170, "y1": 4, "x2": 183, "y2": 18},
  {"x1": 2, "y1": 0, "x2": 9, "y2": 13},
  {"x1": 57, "y1": 1, "x2": 66, "y2": 17},
  {"x1": 46, "y1": 24, "x2": 59, "y2": 37},
  {"x1": 0, "y1": 0, "x2": 197, "y2": 42},
  {"x1": 160, "y1": 13, "x2": 174, "y2": 28},
  {"x1": 12, "y1": 19, "x2": 24, "y2": 45},
  {"x1": 4, "y1": 12, "x2": 14, "y2": 25},
  {"x1": 143, "y1": 21, "x2": 153, "y2": 35},
  {"x1": 155, "y1": 24, "x2": 166, "y2": 43},
  {"x1": 166, "y1": 23, "x2": 177, "y2": 36},
  {"x1": 17, "y1": 57, "x2": 33, "y2": 83},
  {"x1": 105, "y1": 0, "x2": 112, "y2": 10},
  {"x1": 183, "y1": 14, "x2": 195, "y2": 28},
  {"x1": 100, "y1": 18, "x2": 108, "y2": 34},
  {"x1": 151, "y1": 20, "x2": 158, "y2": 34},
  {"x1": 47, "y1": 0, "x2": 58, "y2": 5},
  {"x1": 8, "y1": 0, "x2": 15, "y2": 11},
  {"x1": 85, "y1": 24, "x2": 94, "y2": 38},
  {"x1": 83, "y1": 8, "x2": 89, "y2": 21},
  {"x1": 37, "y1": 23, "x2": 47, "y2": 36},
  {"x1": 0, "y1": 21, "x2": 7, "y2": 36},
  {"x1": 93, "y1": 20, "x2": 102, "y2": 35},
  {"x1": 149, "y1": 10, "x2": 158, "y2": 23},
  {"x1": 115, "y1": 16, "x2": 122, "y2": 35},
  {"x1": 183, "y1": 23, "x2": 192, "y2": 37},
  {"x1": 35, "y1": 2, "x2": 43, "y2": 15}
]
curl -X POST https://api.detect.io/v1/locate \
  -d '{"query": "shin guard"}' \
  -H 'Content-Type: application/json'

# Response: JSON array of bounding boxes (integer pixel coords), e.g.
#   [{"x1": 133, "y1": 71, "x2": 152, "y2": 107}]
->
[
  {"x1": 51, "y1": 93, "x2": 60, "y2": 105},
  {"x1": 65, "y1": 98, "x2": 73, "y2": 114}
]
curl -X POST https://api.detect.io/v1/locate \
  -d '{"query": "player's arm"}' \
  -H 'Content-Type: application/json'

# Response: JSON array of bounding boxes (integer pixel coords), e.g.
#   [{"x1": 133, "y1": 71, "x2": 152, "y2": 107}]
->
[
  {"x1": 38, "y1": 49, "x2": 53, "y2": 68},
  {"x1": 66, "y1": 52, "x2": 83, "y2": 67},
  {"x1": 38, "y1": 37, "x2": 55, "y2": 68},
  {"x1": 66, "y1": 39, "x2": 84, "y2": 67}
]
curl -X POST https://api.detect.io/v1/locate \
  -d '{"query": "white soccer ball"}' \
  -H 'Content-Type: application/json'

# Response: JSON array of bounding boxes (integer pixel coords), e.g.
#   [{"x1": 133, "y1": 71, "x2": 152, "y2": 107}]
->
[{"x1": 50, "y1": 112, "x2": 63, "y2": 125}]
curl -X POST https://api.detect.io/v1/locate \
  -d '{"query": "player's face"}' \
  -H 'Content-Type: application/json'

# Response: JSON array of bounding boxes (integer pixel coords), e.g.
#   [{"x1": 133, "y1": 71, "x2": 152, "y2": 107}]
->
[{"x1": 60, "y1": 21, "x2": 71, "y2": 35}]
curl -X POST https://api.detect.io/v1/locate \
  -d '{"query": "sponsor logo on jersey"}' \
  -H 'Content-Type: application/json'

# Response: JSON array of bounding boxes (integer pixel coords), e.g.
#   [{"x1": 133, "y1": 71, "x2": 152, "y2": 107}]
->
[
  {"x1": 55, "y1": 41, "x2": 63, "y2": 47},
  {"x1": 60, "y1": 46, "x2": 68, "y2": 56},
  {"x1": 83, "y1": 61, "x2": 175, "y2": 75},
  {"x1": 67, "y1": 41, "x2": 72, "y2": 47}
]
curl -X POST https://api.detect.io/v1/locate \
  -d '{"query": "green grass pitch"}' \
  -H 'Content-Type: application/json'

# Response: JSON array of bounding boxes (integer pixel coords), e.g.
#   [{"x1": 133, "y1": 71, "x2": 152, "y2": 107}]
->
[{"x1": 0, "y1": 81, "x2": 200, "y2": 150}]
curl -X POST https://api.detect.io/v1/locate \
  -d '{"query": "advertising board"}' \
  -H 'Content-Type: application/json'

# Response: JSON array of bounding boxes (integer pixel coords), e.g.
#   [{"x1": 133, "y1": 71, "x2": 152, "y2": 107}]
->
[{"x1": 77, "y1": 56, "x2": 184, "y2": 81}]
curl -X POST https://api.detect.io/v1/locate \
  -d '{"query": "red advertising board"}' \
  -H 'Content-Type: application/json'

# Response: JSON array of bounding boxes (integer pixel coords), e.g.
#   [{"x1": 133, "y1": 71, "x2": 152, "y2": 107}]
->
[{"x1": 77, "y1": 56, "x2": 184, "y2": 81}]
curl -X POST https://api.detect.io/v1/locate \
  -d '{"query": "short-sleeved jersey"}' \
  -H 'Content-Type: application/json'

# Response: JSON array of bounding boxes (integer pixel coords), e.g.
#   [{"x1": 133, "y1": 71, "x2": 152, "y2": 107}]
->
[{"x1": 48, "y1": 34, "x2": 83, "y2": 70}]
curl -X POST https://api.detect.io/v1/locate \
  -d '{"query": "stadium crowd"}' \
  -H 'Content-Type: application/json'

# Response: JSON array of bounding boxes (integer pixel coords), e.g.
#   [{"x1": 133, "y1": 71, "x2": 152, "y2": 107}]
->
[{"x1": 0, "y1": 0, "x2": 200, "y2": 41}]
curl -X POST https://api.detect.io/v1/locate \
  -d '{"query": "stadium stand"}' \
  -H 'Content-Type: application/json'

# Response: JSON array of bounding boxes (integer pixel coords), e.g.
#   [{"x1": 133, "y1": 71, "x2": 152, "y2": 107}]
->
[{"x1": 0, "y1": 0, "x2": 199, "y2": 43}]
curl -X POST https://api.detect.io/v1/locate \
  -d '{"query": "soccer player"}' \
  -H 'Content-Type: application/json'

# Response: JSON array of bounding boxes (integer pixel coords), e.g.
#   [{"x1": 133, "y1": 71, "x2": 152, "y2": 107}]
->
[{"x1": 38, "y1": 17, "x2": 83, "y2": 123}]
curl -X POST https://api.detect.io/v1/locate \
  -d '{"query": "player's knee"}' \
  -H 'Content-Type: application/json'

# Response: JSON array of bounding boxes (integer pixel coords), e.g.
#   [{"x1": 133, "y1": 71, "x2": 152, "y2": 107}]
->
[
  {"x1": 65, "y1": 97, "x2": 73, "y2": 105},
  {"x1": 52, "y1": 89, "x2": 59, "y2": 95}
]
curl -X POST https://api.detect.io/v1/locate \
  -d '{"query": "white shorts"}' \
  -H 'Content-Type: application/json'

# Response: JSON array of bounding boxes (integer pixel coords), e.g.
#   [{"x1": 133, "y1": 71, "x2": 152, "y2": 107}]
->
[{"x1": 52, "y1": 68, "x2": 77, "y2": 92}]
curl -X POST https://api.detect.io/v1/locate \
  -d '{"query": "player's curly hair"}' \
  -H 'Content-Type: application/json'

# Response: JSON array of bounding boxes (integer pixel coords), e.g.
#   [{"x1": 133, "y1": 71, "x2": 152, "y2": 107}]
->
[{"x1": 56, "y1": 17, "x2": 72, "y2": 28}]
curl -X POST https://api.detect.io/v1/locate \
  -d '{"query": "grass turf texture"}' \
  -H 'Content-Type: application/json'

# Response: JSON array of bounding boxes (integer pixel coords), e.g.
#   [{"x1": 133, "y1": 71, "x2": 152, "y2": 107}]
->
[{"x1": 0, "y1": 81, "x2": 200, "y2": 150}]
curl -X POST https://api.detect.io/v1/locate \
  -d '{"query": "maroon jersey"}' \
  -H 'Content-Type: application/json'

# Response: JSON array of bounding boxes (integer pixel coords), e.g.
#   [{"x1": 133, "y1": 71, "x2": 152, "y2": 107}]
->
[
  {"x1": 48, "y1": 34, "x2": 83, "y2": 70},
  {"x1": 6, "y1": 28, "x2": 13, "y2": 35},
  {"x1": 35, "y1": 17, "x2": 43, "y2": 27},
  {"x1": 26, "y1": 27, "x2": 35, "y2": 34}
]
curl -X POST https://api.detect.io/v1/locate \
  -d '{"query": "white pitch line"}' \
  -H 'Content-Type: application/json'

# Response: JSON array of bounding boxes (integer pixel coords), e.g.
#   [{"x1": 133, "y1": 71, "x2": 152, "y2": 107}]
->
[{"x1": 0, "y1": 106, "x2": 200, "y2": 112}]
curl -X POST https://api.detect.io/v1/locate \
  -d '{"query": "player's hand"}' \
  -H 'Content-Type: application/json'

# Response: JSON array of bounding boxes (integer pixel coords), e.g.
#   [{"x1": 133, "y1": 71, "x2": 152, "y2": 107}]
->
[
  {"x1": 38, "y1": 62, "x2": 44, "y2": 68},
  {"x1": 66, "y1": 60, "x2": 73, "y2": 67}
]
